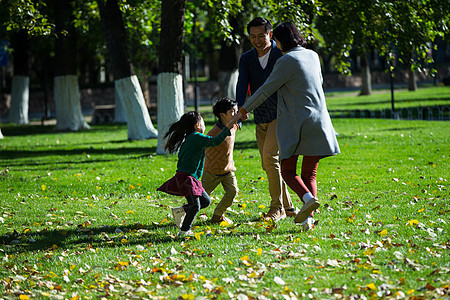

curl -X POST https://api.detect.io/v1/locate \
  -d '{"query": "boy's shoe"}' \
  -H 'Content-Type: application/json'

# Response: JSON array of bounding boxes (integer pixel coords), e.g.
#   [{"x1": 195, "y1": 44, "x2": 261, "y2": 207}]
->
[
  {"x1": 172, "y1": 206, "x2": 186, "y2": 229},
  {"x1": 294, "y1": 198, "x2": 320, "y2": 224},
  {"x1": 302, "y1": 216, "x2": 315, "y2": 232},
  {"x1": 265, "y1": 207, "x2": 286, "y2": 222},
  {"x1": 177, "y1": 230, "x2": 193, "y2": 238},
  {"x1": 285, "y1": 207, "x2": 298, "y2": 217},
  {"x1": 210, "y1": 214, "x2": 233, "y2": 225}
]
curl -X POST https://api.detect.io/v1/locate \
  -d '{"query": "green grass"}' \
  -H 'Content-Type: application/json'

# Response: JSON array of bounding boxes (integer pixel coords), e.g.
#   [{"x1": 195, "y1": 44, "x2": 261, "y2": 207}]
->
[
  {"x1": 325, "y1": 86, "x2": 450, "y2": 111},
  {"x1": 0, "y1": 117, "x2": 449, "y2": 299}
]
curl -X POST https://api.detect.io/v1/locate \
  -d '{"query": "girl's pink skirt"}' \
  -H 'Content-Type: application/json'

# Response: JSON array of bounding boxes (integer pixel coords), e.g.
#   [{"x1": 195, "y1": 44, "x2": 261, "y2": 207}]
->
[{"x1": 157, "y1": 171, "x2": 204, "y2": 196}]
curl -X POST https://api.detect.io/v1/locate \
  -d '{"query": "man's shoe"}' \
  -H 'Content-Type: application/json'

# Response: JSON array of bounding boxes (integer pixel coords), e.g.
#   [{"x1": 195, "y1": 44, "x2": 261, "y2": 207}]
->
[
  {"x1": 265, "y1": 206, "x2": 286, "y2": 222},
  {"x1": 302, "y1": 216, "x2": 315, "y2": 232},
  {"x1": 294, "y1": 198, "x2": 320, "y2": 224},
  {"x1": 210, "y1": 214, "x2": 233, "y2": 225},
  {"x1": 285, "y1": 207, "x2": 298, "y2": 217},
  {"x1": 172, "y1": 206, "x2": 186, "y2": 229}
]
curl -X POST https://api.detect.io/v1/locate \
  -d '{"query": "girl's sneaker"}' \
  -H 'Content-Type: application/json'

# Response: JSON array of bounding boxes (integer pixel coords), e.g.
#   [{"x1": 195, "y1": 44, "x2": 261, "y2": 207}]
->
[
  {"x1": 294, "y1": 198, "x2": 320, "y2": 224},
  {"x1": 177, "y1": 230, "x2": 193, "y2": 238},
  {"x1": 172, "y1": 206, "x2": 186, "y2": 229}
]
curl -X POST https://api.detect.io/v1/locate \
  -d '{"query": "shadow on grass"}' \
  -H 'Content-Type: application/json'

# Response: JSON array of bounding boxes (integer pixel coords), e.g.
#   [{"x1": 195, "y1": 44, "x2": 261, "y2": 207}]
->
[
  {"x1": 0, "y1": 216, "x2": 302, "y2": 254},
  {"x1": 1, "y1": 124, "x2": 129, "y2": 137},
  {"x1": 234, "y1": 140, "x2": 258, "y2": 150},
  {"x1": 0, "y1": 146, "x2": 158, "y2": 168}
]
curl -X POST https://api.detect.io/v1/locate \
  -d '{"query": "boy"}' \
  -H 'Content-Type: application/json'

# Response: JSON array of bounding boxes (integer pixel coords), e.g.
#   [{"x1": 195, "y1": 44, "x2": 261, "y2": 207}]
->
[{"x1": 202, "y1": 97, "x2": 239, "y2": 224}]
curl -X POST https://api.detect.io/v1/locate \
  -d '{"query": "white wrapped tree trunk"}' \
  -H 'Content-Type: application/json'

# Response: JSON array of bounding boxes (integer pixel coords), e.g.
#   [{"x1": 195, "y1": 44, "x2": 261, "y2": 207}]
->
[
  {"x1": 156, "y1": 72, "x2": 184, "y2": 154},
  {"x1": 114, "y1": 88, "x2": 127, "y2": 123},
  {"x1": 218, "y1": 69, "x2": 238, "y2": 100},
  {"x1": 0, "y1": 129, "x2": 3, "y2": 139},
  {"x1": 54, "y1": 75, "x2": 90, "y2": 131},
  {"x1": 6, "y1": 75, "x2": 29, "y2": 124},
  {"x1": 115, "y1": 75, "x2": 157, "y2": 140}
]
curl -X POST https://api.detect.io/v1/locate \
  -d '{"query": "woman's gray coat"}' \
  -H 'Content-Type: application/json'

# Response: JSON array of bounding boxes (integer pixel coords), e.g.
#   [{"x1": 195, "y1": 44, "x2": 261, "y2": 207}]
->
[{"x1": 242, "y1": 46, "x2": 340, "y2": 161}]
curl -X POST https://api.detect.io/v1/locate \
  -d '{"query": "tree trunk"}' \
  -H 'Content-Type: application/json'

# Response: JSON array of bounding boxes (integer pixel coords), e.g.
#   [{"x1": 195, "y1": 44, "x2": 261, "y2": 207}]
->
[
  {"x1": 0, "y1": 128, "x2": 3, "y2": 139},
  {"x1": 217, "y1": 17, "x2": 243, "y2": 100},
  {"x1": 7, "y1": 30, "x2": 29, "y2": 124},
  {"x1": 54, "y1": 0, "x2": 89, "y2": 131},
  {"x1": 156, "y1": 0, "x2": 185, "y2": 154},
  {"x1": 360, "y1": 55, "x2": 372, "y2": 95},
  {"x1": 97, "y1": 0, "x2": 157, "y2": 140},
  {"x1": 218, "y1": 69, "x2": 239, "y2": 100},
  {"x1": 408, "y1": 67, "x2": 417, "y2": 91},
  {"x1": 113, "y1": 89, "x2": 126, "y2": 123}
]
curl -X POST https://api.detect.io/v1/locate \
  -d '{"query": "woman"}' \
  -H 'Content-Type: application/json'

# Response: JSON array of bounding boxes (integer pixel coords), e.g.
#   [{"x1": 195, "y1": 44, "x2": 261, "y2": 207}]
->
[{"x1": 231, "y1": 22, "x2": 340, "y2": 231}]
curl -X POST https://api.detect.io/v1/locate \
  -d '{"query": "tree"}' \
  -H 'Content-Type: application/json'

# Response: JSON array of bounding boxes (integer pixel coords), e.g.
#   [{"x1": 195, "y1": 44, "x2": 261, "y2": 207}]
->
[
  {"x1": 97, "y1": 0, "x2": 157, "y2": 140},
  {"x1": 6, "y1": 29, "x2": 30, "y2": 124},
  {"x1": 53, "y1": 0, "x2": 90, "y2": 131},
  {"x1": 316, "y1": 0, "x2": 449, "y2": 93},
  {"x1": 156, "y1": 0, "x2": 185, "y2": 154},
  {"x1": 380, "y1": 0, "x2": 449, "y2": 91},
  {"x1": 2, "y1": 0, "x2": 53, "y2": 124}
]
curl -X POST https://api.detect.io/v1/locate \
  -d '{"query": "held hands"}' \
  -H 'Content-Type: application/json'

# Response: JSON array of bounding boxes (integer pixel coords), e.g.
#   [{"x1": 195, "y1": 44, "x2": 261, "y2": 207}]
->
[{"x1": 225, "y1": 110, "x2": 249, "y2": 131}]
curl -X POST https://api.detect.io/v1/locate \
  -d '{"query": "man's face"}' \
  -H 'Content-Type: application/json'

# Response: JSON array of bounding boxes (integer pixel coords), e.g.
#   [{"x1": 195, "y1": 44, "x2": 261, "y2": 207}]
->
[{"x1": 249, "y1": 25, "x2": 272, "y2": 54}]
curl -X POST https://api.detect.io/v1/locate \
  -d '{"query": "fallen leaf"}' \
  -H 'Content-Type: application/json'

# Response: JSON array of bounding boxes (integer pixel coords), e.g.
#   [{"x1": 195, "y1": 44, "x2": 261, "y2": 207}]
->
[{"x1": 274, "y1": 276, "x2": 285, "y2": 285}]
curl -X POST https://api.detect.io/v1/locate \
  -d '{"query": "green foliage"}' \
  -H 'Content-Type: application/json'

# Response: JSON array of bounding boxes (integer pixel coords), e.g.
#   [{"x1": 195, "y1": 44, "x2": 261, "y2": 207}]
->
[
  {"x1": 3, "y1": 0, "x2": 53, "y2": 35},
  {"x1": 316, "y1": 0, "x2": 449, "y2": 75}
]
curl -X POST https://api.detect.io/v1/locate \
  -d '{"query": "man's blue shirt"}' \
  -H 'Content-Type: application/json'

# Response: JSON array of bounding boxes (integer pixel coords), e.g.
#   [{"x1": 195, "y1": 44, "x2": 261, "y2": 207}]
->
[{"x1": 236, "y1": 41, "x2": 282, "y2": 124}]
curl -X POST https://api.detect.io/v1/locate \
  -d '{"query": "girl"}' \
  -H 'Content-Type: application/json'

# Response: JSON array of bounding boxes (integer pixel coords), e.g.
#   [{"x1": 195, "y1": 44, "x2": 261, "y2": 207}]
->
[{"x1": 157, "y1": 111, "x2": 236, "y2": 237}]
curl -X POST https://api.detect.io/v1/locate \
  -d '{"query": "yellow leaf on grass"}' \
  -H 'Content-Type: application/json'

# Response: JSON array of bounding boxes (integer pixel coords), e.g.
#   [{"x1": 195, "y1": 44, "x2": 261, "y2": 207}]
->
[
  {"x1": 366, "y1": 283, "x2": 377, "y2": 290},
  {"x1": 182, "y1": 294, "x2": 195, "y2": 300},
  {"x1": 407, "y1": 289, "x2": 415, "y2": 295},
  {"x1": 121, "y1": 239, "x2": 128, "y2": 244},
  {"x1": 125, "y1": 210, "x2": 135, "y2": 214},
  {"x1": 41, "y1": 185, "x2": 46, "y2": 191},
  {"x1": 418, "y1": 207, "x2": 425, "y2": 213},
  {"x1": 346, "y1": 214, "x2": 355, "y2": 223},
  {"x1": 364, "y1": 248, "x2": 374, "y2": 256},
  {"x1": 219, "y1": 220, "x2": 230, "y2": 227},
  {"x1": 194, "y1": 232, "x2": 204, "y2": 240},
  {"x1": 258, "y1": 204, "x2": 266, "y2": 209},
  {"x1": 378, "y1": 229, "x2": 388, "y2": 237},
  {"x1": 240, "y1": 255, "x2": 249, "y2": 261},
  {"x1": 408, "y1": 219, "x2": 419, "y2": 226},
  {"x1": 257, "y1": 248, "x2": 262, "y2": 255},
  {"x1": 19, "y1": 295, "x2": 30, "y2": 300}
]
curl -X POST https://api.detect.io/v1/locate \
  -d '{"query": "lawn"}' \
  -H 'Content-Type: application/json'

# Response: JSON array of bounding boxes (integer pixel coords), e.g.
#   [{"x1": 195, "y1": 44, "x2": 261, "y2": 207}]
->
[
  {"x1": 325, "y1": 86, "x2": 450, "y2": 111},
  {"x1": 0, "y1": 115, "x2": 449, "y2": 299}
]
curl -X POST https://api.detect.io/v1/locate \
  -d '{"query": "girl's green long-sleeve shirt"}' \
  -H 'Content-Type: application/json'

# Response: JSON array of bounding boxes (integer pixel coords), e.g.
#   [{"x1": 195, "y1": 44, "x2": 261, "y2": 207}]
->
[{"x1": 176, "y1": 127, "x2": 231, "y2": 180}]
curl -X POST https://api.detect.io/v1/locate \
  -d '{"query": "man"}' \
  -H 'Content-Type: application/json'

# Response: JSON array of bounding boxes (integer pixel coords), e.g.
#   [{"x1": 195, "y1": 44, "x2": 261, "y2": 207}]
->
[{"x1": 236, "y1": 17, "x2": 296, "y2": 222}]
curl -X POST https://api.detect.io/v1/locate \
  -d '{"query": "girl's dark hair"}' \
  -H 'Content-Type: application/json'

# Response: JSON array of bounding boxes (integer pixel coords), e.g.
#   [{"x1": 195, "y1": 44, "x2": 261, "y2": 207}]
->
[
  {"x1": 163, "y1": 111, "x2": 202, "y2": 153},
  {"x1": 247, "y1": 17, "x2": 272, "y2": 35},
  {"x1": 273, "y1": 22, "x2": 306, "y2": 52},
  {"x1": 212, "y1": 97, "x2": 237, "y2": 119}
]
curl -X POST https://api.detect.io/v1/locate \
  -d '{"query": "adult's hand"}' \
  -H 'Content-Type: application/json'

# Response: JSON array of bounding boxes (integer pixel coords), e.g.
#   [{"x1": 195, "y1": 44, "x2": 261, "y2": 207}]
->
[{"x1": 228, "y1": 111, "x2": 243, "y2": 127}]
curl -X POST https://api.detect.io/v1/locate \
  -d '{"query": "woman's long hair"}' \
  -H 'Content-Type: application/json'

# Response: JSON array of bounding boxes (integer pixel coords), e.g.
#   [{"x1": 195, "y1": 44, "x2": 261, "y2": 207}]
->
[
  {"x1": 163, "y1": 111, "x2": 202, "y2": 154},
  {"x1": 273, "y1": 22, "x2": 306, "y2": 53}
]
